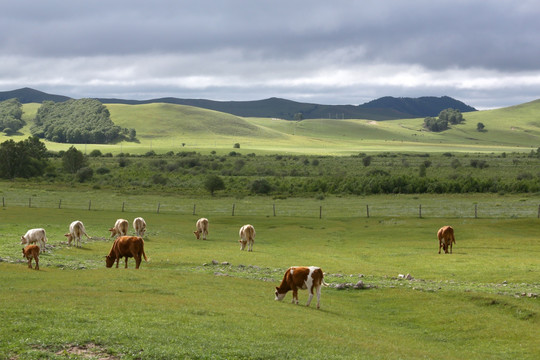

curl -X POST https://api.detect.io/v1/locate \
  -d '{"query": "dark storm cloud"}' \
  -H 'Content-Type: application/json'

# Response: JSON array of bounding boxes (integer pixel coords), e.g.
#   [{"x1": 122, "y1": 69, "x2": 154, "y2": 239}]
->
[{"x1": 1, "y1": 0, "x2": 540, "y2": 108}]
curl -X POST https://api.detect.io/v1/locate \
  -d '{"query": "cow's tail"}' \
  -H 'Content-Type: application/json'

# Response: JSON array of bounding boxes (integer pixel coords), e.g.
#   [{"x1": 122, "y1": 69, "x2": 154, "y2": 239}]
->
[
  {"x1": 451, "y1": 233, "x2": 456, "y2": 244},
  {"x1": 142, "y1": 249, "x2": 148, "y2": 262}
]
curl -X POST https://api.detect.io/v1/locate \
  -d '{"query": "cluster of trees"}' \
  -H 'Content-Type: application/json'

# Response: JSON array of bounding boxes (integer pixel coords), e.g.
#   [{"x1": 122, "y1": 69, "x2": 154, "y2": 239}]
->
[
  {"x1": 0, "y1": 136, "x2": 48, "y2": 179},
  {"x1": 423, "y1": 108, "x2": 465, "y2": 132},
  {"x1": 0, "y1": 99, "x2": 25, "y2": 135},
  {"x1": 31, "y1": 99, "x2": 136, "y2": 144}
]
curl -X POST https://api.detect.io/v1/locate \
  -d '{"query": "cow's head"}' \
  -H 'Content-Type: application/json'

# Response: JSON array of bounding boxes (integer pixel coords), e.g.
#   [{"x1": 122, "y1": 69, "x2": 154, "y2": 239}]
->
[
  {"x1": 193, "y1": 231, "x2": 200, "y2": 239},
  {"x1": 64, "y1": 233, "x2": 73, "y2": 244},
  {"x1": 275, "y1": 288, "x2": 287, "y2": 301},
  {"x1": 139, "y1": 228, "x2": 146, "y2": 237},
  {"x1": 105, "y1": 255, "x2": 115, "y2": 268},
  {"x1": 20, "y1": 236, "x2": 26, "y2": 245},
  {"x1": 108, "y1": 228, "x2": 117, "y2": 237},
  {"x1": 239, "y1": 239, "x2": 247, "y2": 250}
]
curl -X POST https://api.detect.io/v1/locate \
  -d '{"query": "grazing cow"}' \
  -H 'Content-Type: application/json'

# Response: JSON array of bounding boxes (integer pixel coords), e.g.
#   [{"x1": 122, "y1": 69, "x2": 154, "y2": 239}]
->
[
  {"x1": 22, "y1": 245, "x2": 40, "y2": 270},
  {"x1": 20, "y1": 228, "x2": 48, "y2": 253},
  {"x1": 133, "y1": 217, "x2": 147, "y2": 237},
  {"x1": 275, "y1": 266, "x2": 328, "y2": 309},
  {"x1": 193, "y1": 218, "x2": 209, "y2": 240},
  {"x1": 106, "y1": 236, "x2": 148, "y2": 269},
  {"x1": 109, "y1": 219, "x2": 128, "y2": 238},
  {"x1": 239, "y1": 224, "x2": 255, "y2": 251},
  {"x1": 438, "y1": 225, "x2": 456, "y2": 254},
  {"x1": 64, "y1": 220, "x2": 90, "y2": 248}
]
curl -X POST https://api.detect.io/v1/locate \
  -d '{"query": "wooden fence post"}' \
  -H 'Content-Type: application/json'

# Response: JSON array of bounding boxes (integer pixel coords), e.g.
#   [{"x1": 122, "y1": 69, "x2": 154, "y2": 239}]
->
[
  {"x1": 366, "y1": 204, "x2": 370, "y2": 218},
  {"x1": 157, "y1": 203, "x2": 161, "y2": 214},
  {"x1": 419, "y1": 204, "x2": 422, "y2": 218},
  {"x1": 88, "y1": 200, "x2": 91, "y2": 211},
  {"x1": 122, "y1": 202, "x2": 125, "y2": 212},
  {"x1": 193, "y1": 204, "x2": 196, "y2": 215},
  {"x1": 319, "y1": 206, "x2": 322, "y2": 219},
  {"x1": 475, "y1": 204, "x2": 478, "y2": 219},
  {"x1": 2, "y1": 197, "x2": 5, "y2": 207},
  {"x1": 29, "y1": 198, "x2": 31, "y2": 208},
  {"x1": 232, "y1": 203, "x2": 235, "y2": 216},
  {"x1": 537, "y1": 204, "x2": 540, "y2": 219},
  {"x1": 273, "y1": 203, "x2": 276, "y2": 217},
  {"x1": 58, "y1": 199, "x2": 62, "y2": 209}
]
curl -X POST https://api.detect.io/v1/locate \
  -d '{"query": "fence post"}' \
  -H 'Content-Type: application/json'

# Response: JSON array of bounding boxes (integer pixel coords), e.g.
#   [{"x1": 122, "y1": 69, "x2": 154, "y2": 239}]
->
[
  {"x1": 475, "y1": 204, "x2": 478, "y2": 219},
  {"x1": 419, "y1": 204, "x2": 422, "y2": 218},
  {"x1": 538, "y1": 204, "x2": 540, "y2": 219},
  {"x1": 366, "y1": 204, "x2": 370, "y2": 218},
  {"x1": 157, "y1": 203, "x2": 160, "y2": 214},
  {"x1": 122, "y1": 202, "x2": 125, "y2": 212},
  {"x1": 273, "y1": 204, "x2": 276, "y2": 217},
  {"x1": 3, "y1": 197, "x2": 5, "y2": 207},
  {"x1": 88, "y1": 200, "x2": 91, "y2": 211},
  {"x1": 193, "y1": 204, "x2": 196, "y2": 215},
  {"x1": 58, "y1": 199, "x2": 62, "y2": 209},
  {"x1": 319, "y1": 206, "x2": 322, "y2": 219},
  {"x1": 232, "y1": 203, "x2": 235, "y2": 216},
  {"x1": 29, "y1": 198, "x2": 31, "y2": 208}
]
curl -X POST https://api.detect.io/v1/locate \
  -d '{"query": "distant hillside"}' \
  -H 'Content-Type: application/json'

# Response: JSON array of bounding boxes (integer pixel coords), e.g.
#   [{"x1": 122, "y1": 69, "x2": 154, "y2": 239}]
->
[
  {"x1": 0, "y1": 87, "x2": 70, "y2": 103},
  {"x1": 0, "y1": 87, "x2": 476, "y2": 120}
]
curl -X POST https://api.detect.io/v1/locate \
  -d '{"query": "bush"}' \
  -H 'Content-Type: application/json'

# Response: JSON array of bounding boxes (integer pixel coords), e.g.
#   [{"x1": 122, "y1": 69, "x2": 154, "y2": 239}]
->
[
  {"x1": 89, "y1": 149, "x2": 102, "y2": 157},
  {"x1": 251, "y1": 179, "x2": 272, "y2": 194},
  {"x1": 76, "y1": 167, "x2": 94, "y2": 182},
  {"x1": 152, "y1": 174, "x2": 167, "y2": 185},
  {"x1": 96, "y1": 167, "x2": 110, "y2": 175}
]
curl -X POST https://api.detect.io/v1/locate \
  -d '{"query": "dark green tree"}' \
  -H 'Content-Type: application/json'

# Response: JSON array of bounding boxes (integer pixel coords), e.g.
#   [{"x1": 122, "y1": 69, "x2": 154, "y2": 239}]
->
[
  {"x1": 477, "y1": 122, "x2": 485, "y2": 131},
  {"x1": 0, "y1": 136, "x2": 48, "y2": 179},
  {"x1": 62, "y1": 146, "x2": 87, "y2": 173},
  {"x1": 204, "y1": 175, "x2": 225, "y2": 196}
]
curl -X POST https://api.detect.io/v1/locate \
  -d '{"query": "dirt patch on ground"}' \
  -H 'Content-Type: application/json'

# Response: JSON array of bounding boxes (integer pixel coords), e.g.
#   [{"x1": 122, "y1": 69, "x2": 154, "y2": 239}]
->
[{"x1": 54, "y1": 343, "x2": 119, "y2": 359}]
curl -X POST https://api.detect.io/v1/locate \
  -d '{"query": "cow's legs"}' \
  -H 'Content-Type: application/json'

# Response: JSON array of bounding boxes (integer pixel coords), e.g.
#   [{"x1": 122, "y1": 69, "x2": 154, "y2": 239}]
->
[
  {"x1": 292, "y1": 289, "x2": 299, "y2": 304},
  {"x1": 124, "y1": 257, "x2": 129, "y2": 268},
  {"x1": 34, "y1": 255, "x2": 39, "y2": 270},
  {"x1": 306, "y1": 290, "x2": 314, "y2": 307},
  {"x1": 27, "y1": 258, "x2": 32, "y2": 269},
  {"x1": 316, "y1": 285, "x2": 321, "y2": 309}
]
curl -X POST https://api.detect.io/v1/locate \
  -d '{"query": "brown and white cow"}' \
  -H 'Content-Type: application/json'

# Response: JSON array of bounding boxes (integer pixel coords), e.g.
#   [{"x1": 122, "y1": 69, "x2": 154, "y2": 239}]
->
[
  {"x1": 239, "y1": 224, "x2": 255, "y2": 251},
  {"x1": 133, "y1": 217, "x2": 147, "y2": 237},
  {"x1": 20, "y1": 228, "x2": 48, "y2": 253},
  {"x1": 64, "y1": 220, "x2": 90, "y2": 248},
  {"x1": 105, "y1": 236, "x2": 148, "y2": 269},
  {"x1": 109, "y1": 219, "x2": 128, "y2": 238},
  {"x1": 22, "y1": 244, "x2": 40, "y2": 270},
  {"x1": 275, "y1": 266, "x2": 328, "y2": 309},
  {"x1": 193, "y1": 218, "x2": 209, "y2": 240},
  {"x1": 438, "y1": 225, "x2": 456, "y2": 254}
]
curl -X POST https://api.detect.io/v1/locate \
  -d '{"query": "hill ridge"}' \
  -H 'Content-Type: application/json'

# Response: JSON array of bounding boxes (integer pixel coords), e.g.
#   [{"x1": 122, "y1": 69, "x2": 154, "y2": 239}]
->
[{"x1": 1, "y1": 87, "x2": 476, "y2": 120}]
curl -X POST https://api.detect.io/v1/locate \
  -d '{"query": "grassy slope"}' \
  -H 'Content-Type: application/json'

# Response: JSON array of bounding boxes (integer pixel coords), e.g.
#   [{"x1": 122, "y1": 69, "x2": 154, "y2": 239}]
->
[{"x1": 3, "y1": 99, "x2": 540, "y2": 155}]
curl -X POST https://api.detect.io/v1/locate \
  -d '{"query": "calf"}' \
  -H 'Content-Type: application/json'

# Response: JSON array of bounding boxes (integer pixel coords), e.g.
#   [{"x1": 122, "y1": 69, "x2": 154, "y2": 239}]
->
[
  {"x1": 20, "y1": 228, "x2": 48, "y2": 253},
  {"x1": 22, "y1": 245, "x2": 40, "y2": 270},
  {"x1": 106, "y1": 236, "x2": 148, "y2": 269},
  {"x1": 438, "y1": 225, "x2": 456, "y2": 254},
  {"x1": 239, "y1": 224, "x2": 255, "y2": 251},
  {"x1": 193, "y1": 218, "x2": 209, "y2": 240},
  {"x1": 133, "y1": 217, "x2": 147, "y2": 237},
  {"x1": 64, "y1": 220, "x2": 90, "y2": 247},
  {"x1": 275, "y1": 266, "x2": 328, "y2": 309},
  {"x1": 109, "y1": 219, "x2": 128, "y2": 238}
]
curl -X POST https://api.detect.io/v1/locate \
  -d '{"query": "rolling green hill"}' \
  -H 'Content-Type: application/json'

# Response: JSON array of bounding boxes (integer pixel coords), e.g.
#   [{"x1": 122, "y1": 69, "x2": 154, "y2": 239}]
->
[{"x1": 2, "y1": 99, "x2": 540, "y2": 155}]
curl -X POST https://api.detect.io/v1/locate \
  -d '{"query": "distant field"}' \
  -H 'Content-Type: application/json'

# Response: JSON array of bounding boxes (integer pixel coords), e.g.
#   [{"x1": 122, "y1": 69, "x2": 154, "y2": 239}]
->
[
  {"x1": 2, "y1": 99, "x2": 539, "y2": 155},
  {"x1": 0, "y1": 206, "x2": 538, "y2": 359}
]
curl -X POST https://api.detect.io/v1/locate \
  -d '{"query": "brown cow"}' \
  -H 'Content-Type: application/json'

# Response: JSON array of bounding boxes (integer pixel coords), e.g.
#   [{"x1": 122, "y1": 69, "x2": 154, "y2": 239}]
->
[
  {"x1": 275, "y1": 266, "x2": 328, "y2": 309},
  {"x1": 438, "y1": 226, "x2": 456, "y2": 254},
  {"x1": 193, "y1": 218, "x2": 209, "y2": 240},
  {"x1": 106, "y1": 236, "x2": 148, "y2": 269},
  {"x1": 109, "y1": 219, "x2": 128, "y2": 238},
  {"x1": 22, "y1": 244, "x2": 40, "y2": 270}
]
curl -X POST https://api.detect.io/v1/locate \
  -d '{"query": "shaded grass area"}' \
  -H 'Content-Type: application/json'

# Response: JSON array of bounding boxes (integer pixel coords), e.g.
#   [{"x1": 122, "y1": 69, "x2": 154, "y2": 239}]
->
[{"x1": 0, "y1": 207, "x2": 539, "y2": 359}]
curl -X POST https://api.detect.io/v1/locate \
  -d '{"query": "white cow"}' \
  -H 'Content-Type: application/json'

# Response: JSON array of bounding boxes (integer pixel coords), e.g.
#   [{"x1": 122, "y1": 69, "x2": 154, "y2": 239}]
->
[
  {"x1": 193, "y1": 218, "x2": 209, "y2": 240},
  {"x1": 20, "y1": 228, "x2": 48, "y2": 253},
  {"x1": 64, "y1": 220, "x2": 90, "y2": 248},
  {"x1": 133, "y1": 217, "x2": 147, "y2": 237},
  {"x1": 109, "y1": 219, "x2": 128, "y2": 238},
  {"x1": 239, "y1": 224, "x2": 255, "y2": 252}
]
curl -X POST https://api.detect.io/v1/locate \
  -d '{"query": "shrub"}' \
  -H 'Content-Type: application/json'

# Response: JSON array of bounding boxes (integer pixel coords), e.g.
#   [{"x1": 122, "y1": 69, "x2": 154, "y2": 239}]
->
[
  {"x1": 233, "y1": 143, "x2": 240, "y2": 149},
  {"x1": 251, "y1": 179, "x2": 272, "y2": 194},
  {"x1": 152, "y1": 174, "x2": 167, "y2": 185},
  {"x1": 89, "y1": 150, "x2": 102, "y2": 157},
  {"x1": 96, "y1": 167, "x2": 110, "y2": 175},
  {"x1": 76, "y1": 167, "x2": 94, "y2": 182}
]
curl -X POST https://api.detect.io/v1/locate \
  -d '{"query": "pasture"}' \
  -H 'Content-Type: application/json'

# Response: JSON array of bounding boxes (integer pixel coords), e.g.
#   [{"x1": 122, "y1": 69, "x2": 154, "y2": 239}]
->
[{"x1": 1, "y1": 202, "x2": 538, "y2": 359}]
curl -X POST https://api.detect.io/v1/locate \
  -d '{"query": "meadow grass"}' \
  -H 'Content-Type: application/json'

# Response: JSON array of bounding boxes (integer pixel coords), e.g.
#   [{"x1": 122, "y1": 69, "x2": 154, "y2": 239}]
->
[{"x1": 0, "y1": 205, "x2": 538, "y2": 359}]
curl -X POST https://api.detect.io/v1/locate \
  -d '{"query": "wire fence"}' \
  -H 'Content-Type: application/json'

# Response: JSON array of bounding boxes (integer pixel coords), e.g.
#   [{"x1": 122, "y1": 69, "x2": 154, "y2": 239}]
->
[{"x1": 1, "y1": 192, "x2": 540, "y2": 219}]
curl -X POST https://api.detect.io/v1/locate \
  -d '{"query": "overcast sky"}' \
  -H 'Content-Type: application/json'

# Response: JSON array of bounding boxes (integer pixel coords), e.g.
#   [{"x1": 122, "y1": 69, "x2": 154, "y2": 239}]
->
[{"x1": 1, "y1": 0, "x2": 539, "y2": 109}]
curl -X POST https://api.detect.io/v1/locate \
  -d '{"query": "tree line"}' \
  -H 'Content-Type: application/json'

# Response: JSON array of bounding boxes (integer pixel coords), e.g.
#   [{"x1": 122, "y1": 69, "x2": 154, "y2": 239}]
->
[
  {"x1": 0, "y1": 99, "x2": 25, "y2": 135},
  {"x1": 423, "y1": 108, "x2": 465, "y2": 132},
  {"x1": 30, "y1": 98, "x2": 136, "y2": 144}
]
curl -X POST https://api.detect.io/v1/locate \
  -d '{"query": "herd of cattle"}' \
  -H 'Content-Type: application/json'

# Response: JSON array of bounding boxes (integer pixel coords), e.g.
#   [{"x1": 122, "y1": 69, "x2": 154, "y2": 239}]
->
[{"x1": 17, "y1": 216, "x2": 456, "y2": 309}]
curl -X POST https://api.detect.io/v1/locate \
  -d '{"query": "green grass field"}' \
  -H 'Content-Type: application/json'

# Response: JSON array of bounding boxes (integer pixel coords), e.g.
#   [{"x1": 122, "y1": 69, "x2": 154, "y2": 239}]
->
[{"x1": 1, "y1": 203, "x2": 538, "y2": 359}]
